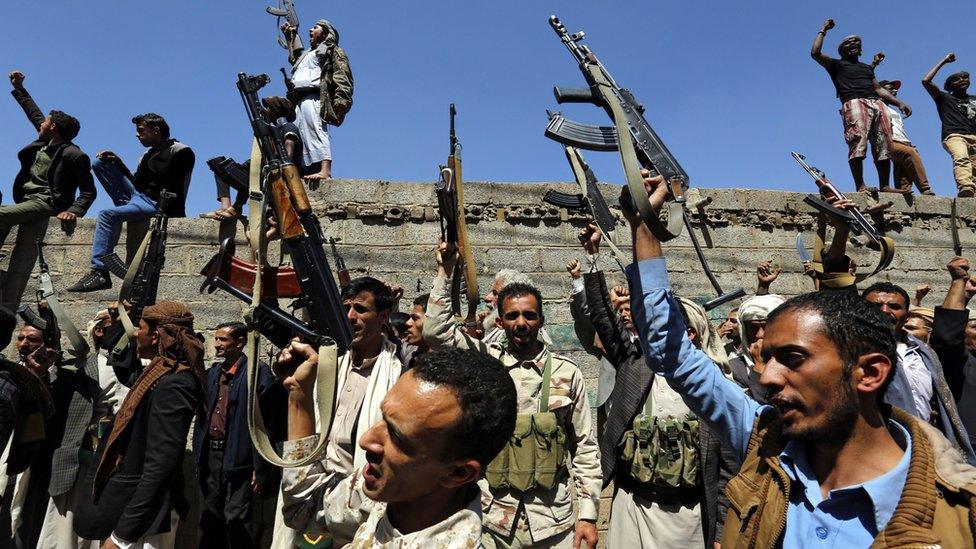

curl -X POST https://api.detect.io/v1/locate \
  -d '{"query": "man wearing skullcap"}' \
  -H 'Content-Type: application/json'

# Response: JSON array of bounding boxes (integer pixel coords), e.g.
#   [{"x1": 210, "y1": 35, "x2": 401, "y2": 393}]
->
[
  {"x1": 281, "y1": 19, "x2": 353, "y2": 182},
  {"x1": 810, "y1": 19, "x2": 911, "y2": 193},
  {"x1": 923, "y1": 53, "x2": 976, "y2": 197},
  {"x1": 73, "y1": 301, "x2": 206, "y2": 549}
]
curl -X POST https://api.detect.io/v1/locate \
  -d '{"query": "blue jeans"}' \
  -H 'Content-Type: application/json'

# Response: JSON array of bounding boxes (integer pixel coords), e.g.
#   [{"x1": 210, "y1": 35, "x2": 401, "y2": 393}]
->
[{"x1": 91, "y1": 158, "x2": 157, "y2": 270}]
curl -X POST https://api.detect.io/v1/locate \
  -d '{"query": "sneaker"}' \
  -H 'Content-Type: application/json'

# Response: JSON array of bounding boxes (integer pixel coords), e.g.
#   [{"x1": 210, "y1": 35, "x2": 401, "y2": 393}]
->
[
  {"x1": 67, "y1": 270, "x2": 112, "y2": 292},
  {"x1": 959, "y1": 187, "x2": 976, "y2": 198},
  {"x1": 920, "y1": 189, "x2": 936, "y2": 196}
]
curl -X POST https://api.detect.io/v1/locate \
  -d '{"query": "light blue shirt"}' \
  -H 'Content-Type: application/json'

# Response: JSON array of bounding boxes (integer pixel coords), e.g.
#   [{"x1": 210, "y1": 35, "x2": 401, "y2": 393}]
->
[{"x1": 627, "y1": 257, "x2": 911, "y2": 548}]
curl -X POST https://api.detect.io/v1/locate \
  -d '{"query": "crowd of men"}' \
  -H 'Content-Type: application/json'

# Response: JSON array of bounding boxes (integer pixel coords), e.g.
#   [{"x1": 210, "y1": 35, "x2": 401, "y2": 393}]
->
[{"x1": 1, "y1": 13, "x2": 976, "y2": 549}]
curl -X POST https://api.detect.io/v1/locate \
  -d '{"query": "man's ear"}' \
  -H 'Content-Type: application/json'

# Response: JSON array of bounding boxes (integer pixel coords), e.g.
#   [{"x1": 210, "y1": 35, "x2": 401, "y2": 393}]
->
[
  {"x1": 441, "y1": 459, "x2": 481, "y2": 490},
  {"x1": 495, "y1": 314, "x2": 504, "y2": 330},
  {"x1": 686, "y1": 326, "x2": 699, "y2": 344},
  {"x1": 853, "y1": 352, "x2": 892, "y2": 396}
]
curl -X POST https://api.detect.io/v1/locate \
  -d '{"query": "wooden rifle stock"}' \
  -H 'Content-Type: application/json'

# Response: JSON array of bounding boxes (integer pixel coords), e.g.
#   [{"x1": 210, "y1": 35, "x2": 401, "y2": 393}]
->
[{"x1": 269, "y1": 169, "x2": 305, "y2": 240}]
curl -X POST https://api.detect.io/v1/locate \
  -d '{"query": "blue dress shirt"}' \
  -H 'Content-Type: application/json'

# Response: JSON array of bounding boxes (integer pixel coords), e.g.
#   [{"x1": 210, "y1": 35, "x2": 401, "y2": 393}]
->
[{"x1": 627, "y1": 257, "x2": 911, "y2": 548}]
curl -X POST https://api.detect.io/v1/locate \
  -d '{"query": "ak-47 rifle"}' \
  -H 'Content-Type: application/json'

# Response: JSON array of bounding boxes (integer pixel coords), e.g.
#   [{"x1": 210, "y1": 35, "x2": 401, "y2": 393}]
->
[
  {"x1": 545, "y1": 16, "x2": 744, "y2": 310},
  {"x1": 267, "y1": 0, "x2": 304, "y2": 56},
  {"x1": 200, "y1": 72, "x2": 350, "y2": 468},
  {"x1": 329, "y1": 238, "x2": 351, "y2": 288},
  {"x1": 19, "y1": 241, "x2": 88, "y2": 360},
  {"x1": 207, "y1": 156, "x2": 250, "y2": 196},
  {"x1": 792, "y1": 152, "x2": 895, "y2": 285},
  {"x1": 543, "y1": 143, "x2": 626, "y2": 270},
  {"x1": 436, "y1": 104, "x2": 480, "y2": 324}
]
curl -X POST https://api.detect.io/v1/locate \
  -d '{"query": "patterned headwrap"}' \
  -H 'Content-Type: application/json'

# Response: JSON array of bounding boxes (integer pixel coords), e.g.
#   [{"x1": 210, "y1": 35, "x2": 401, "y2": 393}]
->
[
  {"x1": 677, "y1": 297, "x2": 731, "y2": 374},
  {"x1": 93, "y1": 302, "x2": 206, "y2": 499},
  {"x1": 314, "y1": 19, "x2": 340, "y2": 48}
]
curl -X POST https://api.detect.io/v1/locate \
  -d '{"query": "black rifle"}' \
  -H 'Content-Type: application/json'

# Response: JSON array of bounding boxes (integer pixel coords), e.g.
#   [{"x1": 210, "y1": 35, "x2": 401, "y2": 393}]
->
[
  {"x1": 201, "y1": 73, "x2": 351, "y2": 353},
  {"x1": 206, "y1": 156, "x2": 250, "y2": 195},
  {"x1": 545, "y1": 15, "x2": 744, "y2": 310}
]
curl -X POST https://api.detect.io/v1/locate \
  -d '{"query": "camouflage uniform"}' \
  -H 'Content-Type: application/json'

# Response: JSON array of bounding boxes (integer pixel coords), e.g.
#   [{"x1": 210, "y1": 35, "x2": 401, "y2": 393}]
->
[{"x1": 423, "y1": 275, "x2": 601, "y2": 546}]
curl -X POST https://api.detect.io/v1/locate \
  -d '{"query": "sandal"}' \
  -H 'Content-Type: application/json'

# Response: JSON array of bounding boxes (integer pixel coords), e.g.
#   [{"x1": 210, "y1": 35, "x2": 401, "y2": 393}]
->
[{"x1": 214, "y1": 206, "x2": 238, "y2": 220}]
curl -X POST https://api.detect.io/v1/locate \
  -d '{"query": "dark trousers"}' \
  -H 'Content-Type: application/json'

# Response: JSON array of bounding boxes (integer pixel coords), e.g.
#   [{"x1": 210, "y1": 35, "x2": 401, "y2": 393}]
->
[{"x1": 198, "y1": 446, "x2": 254, "y2": 549}]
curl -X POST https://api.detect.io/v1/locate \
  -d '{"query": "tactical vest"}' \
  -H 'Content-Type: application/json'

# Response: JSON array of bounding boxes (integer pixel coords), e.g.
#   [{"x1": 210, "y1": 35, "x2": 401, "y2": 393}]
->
[
  {"x1": 619, "y1": 391, "x2": 701, "y2": 489},
  {"x1": 486, "y1": 354, "x2": 568, "y2": 492}
]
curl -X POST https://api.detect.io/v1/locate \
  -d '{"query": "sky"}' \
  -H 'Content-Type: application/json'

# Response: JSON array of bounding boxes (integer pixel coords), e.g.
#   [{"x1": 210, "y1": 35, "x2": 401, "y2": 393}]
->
[{"x1": 1, "y1": 1, "x2": 974, "y2": 216}]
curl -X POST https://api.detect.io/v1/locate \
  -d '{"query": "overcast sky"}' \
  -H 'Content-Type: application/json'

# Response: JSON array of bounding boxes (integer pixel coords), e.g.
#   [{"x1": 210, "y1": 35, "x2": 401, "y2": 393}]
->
[{"x1": 1, "y1": 0, "x2": 972, "y2": 215}]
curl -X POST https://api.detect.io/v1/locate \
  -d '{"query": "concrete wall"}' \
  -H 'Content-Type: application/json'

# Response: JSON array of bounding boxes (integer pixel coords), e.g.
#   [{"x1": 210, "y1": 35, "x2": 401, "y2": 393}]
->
[{"x1": 1, "y1": 179, "x2": 967, "y2": 542}]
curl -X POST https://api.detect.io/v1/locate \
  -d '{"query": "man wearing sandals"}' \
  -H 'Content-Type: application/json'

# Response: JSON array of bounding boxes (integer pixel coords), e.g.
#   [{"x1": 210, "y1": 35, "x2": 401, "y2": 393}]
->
[{"x1": 67, "y1": 113, "x2": 193, "y2": 292}]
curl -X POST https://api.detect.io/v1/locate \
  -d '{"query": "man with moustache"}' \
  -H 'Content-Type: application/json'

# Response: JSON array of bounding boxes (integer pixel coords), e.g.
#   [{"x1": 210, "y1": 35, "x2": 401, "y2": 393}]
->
[
  {"x1": 861, "y1": 281, "x2": 976, "y2": 464},
  {"x1": 193, "y1": 322, "x2": 284, "y2": 548},
  {"x1": 625, "y1": 170, "x2": 976, "y2": 547},
  {"x1": 277, "y1": 277, "x2": 403, "y2": 547},
  {"x1": 424, "y1": 243, "x2": 601, "y2": 549},
  {"x1": 923, "y1": 53, "x2": 976, "y2": 197},
  {"x1": 400, "y1": 294, "x2": 430, "y2": 370},
  {"x1": 278, "y1": 344, "x2": 516, "y2": 547},
  {"x1": 810, "y1": 19, "x2": 911, "y2": 192}
]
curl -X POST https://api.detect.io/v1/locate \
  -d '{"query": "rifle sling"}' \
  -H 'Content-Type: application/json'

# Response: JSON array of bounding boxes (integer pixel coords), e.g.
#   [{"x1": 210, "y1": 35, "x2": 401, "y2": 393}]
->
[
  {"x1": 588, "y1": 64, "x2": 684, "y2": 243},
  {"x1": 812, "y1": 212, "x2": 895, "y2": 289},
  {"x1": 112, "y1": 224, "x2": 155, "y2": 356},
  {"x1": 37, "y1": 273, "x2": 88, "y2": 359},
  {"x1": 244, "y1": 139, "x2": 338, "y2": 468}
]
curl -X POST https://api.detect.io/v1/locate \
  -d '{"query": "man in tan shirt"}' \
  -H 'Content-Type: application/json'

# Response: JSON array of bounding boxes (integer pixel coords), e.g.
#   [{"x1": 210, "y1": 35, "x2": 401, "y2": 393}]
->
[
  {"x1": 424, "y1": 242, "x2": 601, "y2": 549},
  {"x1": 276, "y1": 276, "x2": 403, "y2": 547}
]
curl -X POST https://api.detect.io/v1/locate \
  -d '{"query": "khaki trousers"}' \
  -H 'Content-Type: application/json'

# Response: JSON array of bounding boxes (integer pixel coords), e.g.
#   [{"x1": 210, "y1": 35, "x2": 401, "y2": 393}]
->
[
  {"x1": 943, "y1": 133, "x2": 976, "y2": 192},
  {"x1": 0, "y1": 197, "x2": 55, "y2": 308},
  {"x1": 891, "y1": 141, "x2": 931, "y2": 193}
]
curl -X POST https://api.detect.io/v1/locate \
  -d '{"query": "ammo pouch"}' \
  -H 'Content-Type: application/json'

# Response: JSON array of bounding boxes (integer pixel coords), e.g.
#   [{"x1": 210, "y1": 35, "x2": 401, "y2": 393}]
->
[
  {"x1": 485, "y1": 353, "x2": 567, "y2": 492},
  {"x1": 620, "y1": 412, "x2": 701, "y2": 489}
]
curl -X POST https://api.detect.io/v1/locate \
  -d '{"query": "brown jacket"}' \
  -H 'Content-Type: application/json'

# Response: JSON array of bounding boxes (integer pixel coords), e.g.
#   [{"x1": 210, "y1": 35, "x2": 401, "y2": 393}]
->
[{"x1": 722, "y1": 407, "x2": 976, "y2": 548}]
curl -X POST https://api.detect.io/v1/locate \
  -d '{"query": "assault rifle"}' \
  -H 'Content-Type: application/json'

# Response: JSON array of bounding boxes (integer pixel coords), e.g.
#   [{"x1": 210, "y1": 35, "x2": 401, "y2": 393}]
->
[
  {"x1": 543, "y1": 143, "x2": 626, "y2": 270},
  {"x1": 329, "y1": 238, "x2": 350, "y2": 288},
  {"x1": 791, "y1": 152, "x2": 895, "y2": 283},
  {"x1": 267, "y1": 0, "x2": 304, "y2": 54},
  {"x1": 19, "y1": 241, "x2": 88, "y2": 360},
  {"x1": 200, "y1": 72, "x2": 350, "y2": 469},
  {"x1": 545, "y1": 15, "x2": 744, "y2": 310},
  {"x1": 201, "y1": 72, "x2": 351, "y2": 353},
  {"x1": 206, "y1": 156, "x2": 250, "y2": 196},
  {"x1": 436, "y1": 104, "x2": 480, "y2": 324},
  {"x1": 102, "y1": 192, "x2": 174, "y2": 324}
]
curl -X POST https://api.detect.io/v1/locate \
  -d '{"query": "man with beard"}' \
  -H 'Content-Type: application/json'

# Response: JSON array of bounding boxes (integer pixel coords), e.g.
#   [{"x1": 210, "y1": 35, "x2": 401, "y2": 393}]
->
[
  {"x1": 930, "y1": 257, "x2": 976, "y2": 453},
  {"x1": 278, "y1": 344, "x2": 516, "y2": 547},
  {"x1": 4, "y1": 71, "x2": 96, "y2": 308},
  {"x1": 810, "y1": 19, "x2": 911, "y2": 192},
  {"x1": 281, "y1": 20, "x2": 353, "y2": 182},
  {"x1": 861, "y1": 281, "x2": 976, "y2": 464},
  {"x1": 482, "y1": 269, "x2": 554, "y2": 347},
  {"x1": 193, "y1": 322, "x2": 284, "y2": 549},
  {"x1": 279, "y1": 276, "x2": 403, "y2": 547},
  {"x1": 68, "y1": 113, "x2": 194, "y2": 292},
  {"x1": 625, "y1": 171, "x2": 976, "y2": 547},
  {"x1": 923, "y1": 53, "x2": 976, "y2": 197},
  {"x1": 73, "y1": 301, "x2": 206, "y2": 549},
  {"x1": 424, "y1": 242, "x2": 600, "y2": 549}
]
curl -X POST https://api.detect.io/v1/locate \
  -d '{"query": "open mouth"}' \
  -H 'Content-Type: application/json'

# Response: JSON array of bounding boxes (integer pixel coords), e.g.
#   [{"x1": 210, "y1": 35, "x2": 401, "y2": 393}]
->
[{"x1": 362, "y1": 462, "x2": 381, "y2": 486}]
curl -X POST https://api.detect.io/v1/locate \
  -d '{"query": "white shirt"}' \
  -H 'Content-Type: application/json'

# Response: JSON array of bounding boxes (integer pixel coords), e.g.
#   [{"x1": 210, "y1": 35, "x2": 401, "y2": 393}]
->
[
  {"x1": 291, "y1": 49, "x2": 322, "y2": 88},
  {"x1": 897, "y1": 342, "x2": 934, "y2": 420},
  {"x1": 886, "y1": 105, "x2": 912, "y2": 144}
]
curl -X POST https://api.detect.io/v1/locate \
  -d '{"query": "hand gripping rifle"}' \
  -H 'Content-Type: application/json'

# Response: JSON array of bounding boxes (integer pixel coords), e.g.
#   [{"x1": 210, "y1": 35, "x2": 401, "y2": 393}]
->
[
  {"x1": 267, "y1": 0, "x2": 304, "y2": 56},
  {"x1": 200, "y1": 72, "x2": 351, "y2": 468},
  {"x1": 436, "y1": 104, "x2": 480, "y2": 325},
  {"x1": 792, "y1": 152, "x2": 895, "y2": 287},
  {"x1": 545, "y1": 16, "x2": 744, "y2": 310}
]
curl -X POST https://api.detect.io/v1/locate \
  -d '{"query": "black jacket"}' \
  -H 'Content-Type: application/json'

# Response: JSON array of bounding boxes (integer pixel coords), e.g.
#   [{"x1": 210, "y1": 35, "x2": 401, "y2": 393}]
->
[
  {"x1": 73, "y1": 371, "x2": 198, "y2": 541},
  {"x1": 192, "y1": 358, "x2": 286, "y2": 492},
  {"x1": 132, "y1": 140, "x2": 194, "y2": 218},
  {"x1": 930, "y1": 306, "x2": 976, "y2": 451},
  {"x1": 11, "y1": 88, "x2": 96, "y2": 215}
]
